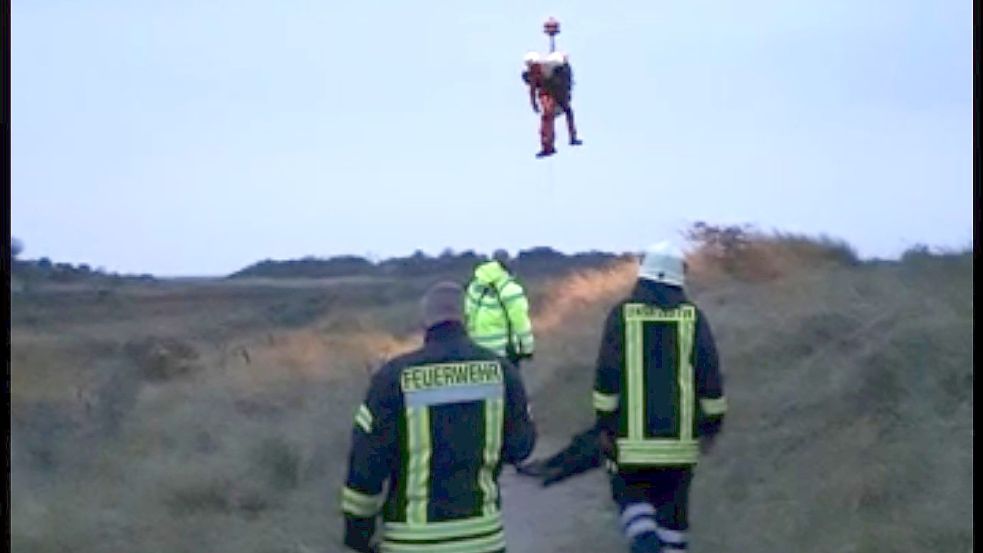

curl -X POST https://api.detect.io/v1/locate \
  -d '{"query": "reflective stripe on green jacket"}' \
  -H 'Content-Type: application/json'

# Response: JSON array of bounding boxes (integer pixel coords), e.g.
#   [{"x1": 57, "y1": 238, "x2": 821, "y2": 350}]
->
[{"x1": 464, "y1": 261, "x2": 535, "y2": 358}]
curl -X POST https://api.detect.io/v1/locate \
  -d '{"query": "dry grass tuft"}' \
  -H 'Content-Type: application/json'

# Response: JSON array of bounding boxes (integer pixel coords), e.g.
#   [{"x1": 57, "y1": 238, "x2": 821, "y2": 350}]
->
[{"x1": 685, "y1": 222, "x2": 859, "y2": 284}]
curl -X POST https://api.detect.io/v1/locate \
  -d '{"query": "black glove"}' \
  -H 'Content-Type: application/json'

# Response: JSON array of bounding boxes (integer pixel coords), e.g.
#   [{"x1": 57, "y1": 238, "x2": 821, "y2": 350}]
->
[
  {"x1": 598, "y1": 430, "x2": 617, "y2": 461},
  {"x1": 343, "y1": 516, "x2": 377, "y2": 553},
  {"x1": 698, "y1": 419, "x2": 723, "y2": 455}
]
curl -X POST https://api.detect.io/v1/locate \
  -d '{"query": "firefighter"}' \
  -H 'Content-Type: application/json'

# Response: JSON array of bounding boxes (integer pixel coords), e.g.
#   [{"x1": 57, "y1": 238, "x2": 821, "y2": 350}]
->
[
  {"x1": 522, "y1": 51, "x2": 583, "y2": 158},
  {"x1": 592, "y1": 241, "x2": 728, "y2": 553},
  {"x1": 341, "y1": 281, "x2": 536, "y2": 553},
  {"x1": 464, "y1": 250, "x2": 535, "y2": 368}
]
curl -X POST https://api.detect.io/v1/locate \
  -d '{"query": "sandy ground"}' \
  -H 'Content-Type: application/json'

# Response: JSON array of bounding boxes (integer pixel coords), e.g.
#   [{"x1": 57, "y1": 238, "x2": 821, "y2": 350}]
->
[{"x1": 501, "y1": 438, "x2": 625, "y2": 552}]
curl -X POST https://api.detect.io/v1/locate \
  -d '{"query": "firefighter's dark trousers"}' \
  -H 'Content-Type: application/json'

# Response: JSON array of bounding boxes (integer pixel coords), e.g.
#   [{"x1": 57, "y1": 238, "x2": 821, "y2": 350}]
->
[
  {"x1": 610, "y1": 467, "x2": 693, "y2": 553},
  {"x1": 539, "y1": 90, "x2": 577, "y2": 152}
]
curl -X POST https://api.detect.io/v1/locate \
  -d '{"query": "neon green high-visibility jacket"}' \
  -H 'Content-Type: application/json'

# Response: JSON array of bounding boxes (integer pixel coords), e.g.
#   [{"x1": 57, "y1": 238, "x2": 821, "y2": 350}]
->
[{"x1": 464, "y1": 261, "x2": 535, "y2": 359}]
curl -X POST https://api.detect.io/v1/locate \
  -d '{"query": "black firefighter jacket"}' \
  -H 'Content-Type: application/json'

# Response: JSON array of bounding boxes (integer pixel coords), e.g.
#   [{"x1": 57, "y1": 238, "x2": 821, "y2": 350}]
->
[{"x1": 341, "y1": 321, "x2": 536, "y2": 553}]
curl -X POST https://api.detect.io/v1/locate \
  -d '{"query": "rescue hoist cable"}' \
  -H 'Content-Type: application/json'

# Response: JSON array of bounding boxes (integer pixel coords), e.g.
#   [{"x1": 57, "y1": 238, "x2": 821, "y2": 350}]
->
[{"x1": 544, "y1": 17, "x2": 560, "y2": 53}]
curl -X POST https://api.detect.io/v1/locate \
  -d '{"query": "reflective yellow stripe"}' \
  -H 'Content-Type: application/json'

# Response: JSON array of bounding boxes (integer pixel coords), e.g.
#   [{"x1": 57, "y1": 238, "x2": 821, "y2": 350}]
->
[
  {"x1": 475, "y1": 332, "x2": 531, "y2": 346},
  {"x1": 467, "y1": 294, "x2": 502, "y2": 308},
  {"x1": 624, "y1": 306, "x2": 644, "y2": 440},
  {"x1": 499, "y1": 292, "x2": 525, "y2": 304},
  {"x1": 624, "y1": 304, "x2": 693, "y2": 321},
  {"x1": 405, "y1": 406, "x2": 431, "y2": 524},
  {"x1": 678, "y1": 306, "x2": 696, "y2": 441},
  {"x1": 620, "y1": 304, "x2": 700, "y2": 465},
  {"x1": 498, "y1": 283, "x2": 524, "y2": 303},
  {"x1": 619, "y1": 451, "x2": 699, "y2": 465},
  {"x1": 473, "y1": 338, "x2": 509, "y2": 349},
  {"x1": 480, "y1": 397, "x2": 504, "y2": 515},
  {"x1": 701, "y1": 396, "x2": 728, "y2": 416},
  {"x1": 383, "y1": 514, "x2": 503, "y2": 541},
  {"x1": 618, "y1": 439, "x2": 699, "y2": 451},
  {"x1": 354, "y1": 403, "x2": 373, "y2": 434},
  {"x1": 341, "y1": 486, "x2": 383, "y2": 517},
  {"x1": 593, "y1": 390, "x2": 620, "y2": 412},
  {"x1": 382, "y1": 529, "x2": 506, "y2": 553},
  {"x1": 472, "y1": 332, "x2": 509, "y2": 341},
  {"x1": 473, "y1": 337, "x2": 509, "y2": 351},
  {"x1": 617, "y1": 439, "x2": 699, "y2": 465}
]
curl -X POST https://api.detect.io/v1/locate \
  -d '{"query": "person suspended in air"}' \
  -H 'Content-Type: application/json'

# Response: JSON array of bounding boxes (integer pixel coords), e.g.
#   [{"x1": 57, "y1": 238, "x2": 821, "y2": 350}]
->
[{"x1": 523, "y1": 50, "x2": 582, "y2": 158}]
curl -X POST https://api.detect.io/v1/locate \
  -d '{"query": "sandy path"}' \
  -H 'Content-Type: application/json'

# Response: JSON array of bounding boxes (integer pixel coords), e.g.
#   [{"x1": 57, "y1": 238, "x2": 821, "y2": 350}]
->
[{"x1": 499, "y1": 438, "x2": 625, "y2": 553}]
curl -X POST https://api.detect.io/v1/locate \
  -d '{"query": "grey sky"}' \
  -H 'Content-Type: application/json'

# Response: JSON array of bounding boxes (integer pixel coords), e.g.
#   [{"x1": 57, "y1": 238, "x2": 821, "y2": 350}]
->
[{"x1": 11, "y1": 0, "x2": 973, "y2": 276}]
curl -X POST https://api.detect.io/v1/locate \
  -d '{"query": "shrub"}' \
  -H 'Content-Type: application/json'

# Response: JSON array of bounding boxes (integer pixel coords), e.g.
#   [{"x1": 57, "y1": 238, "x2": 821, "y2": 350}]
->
[
  {"x1": 685, "y1": 222, "x2": 858, "y2": 282},
  {"x1": 124, "y1": 338, "x2": 201, "y2": 382}
]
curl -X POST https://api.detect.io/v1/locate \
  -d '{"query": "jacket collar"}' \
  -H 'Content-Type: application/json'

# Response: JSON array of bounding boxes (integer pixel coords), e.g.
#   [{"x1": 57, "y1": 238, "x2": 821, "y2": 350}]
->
[
  {"x1": 424, "y1": 320, "x2": 469, "y2": 344},
  {"x1": 631, "y1": 278, "x2": 688, "y2": 307}
]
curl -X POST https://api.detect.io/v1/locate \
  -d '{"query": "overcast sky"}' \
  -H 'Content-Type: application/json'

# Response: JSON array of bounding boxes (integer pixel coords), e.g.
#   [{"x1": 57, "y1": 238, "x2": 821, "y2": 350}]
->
[{"x1": 11, "y1": 0, "x2": 973, "y2": 276}]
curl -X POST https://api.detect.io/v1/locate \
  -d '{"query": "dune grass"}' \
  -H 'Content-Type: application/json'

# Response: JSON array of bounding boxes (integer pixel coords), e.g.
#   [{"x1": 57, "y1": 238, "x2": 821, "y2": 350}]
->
[{"x1": 9, "y1": 236, "x2": 973, "y2": 553}]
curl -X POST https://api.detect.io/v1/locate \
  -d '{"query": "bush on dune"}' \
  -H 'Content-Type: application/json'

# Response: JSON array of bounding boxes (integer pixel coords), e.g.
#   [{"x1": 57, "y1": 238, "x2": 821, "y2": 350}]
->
[{"x1": 684, "y1": 222, "x2": 859, "y2": 283}]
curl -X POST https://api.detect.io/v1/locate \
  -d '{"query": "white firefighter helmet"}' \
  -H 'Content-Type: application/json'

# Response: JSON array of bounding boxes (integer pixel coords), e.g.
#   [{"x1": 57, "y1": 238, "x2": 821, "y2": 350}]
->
[
  {"x1": 639, "y1": 241, "x2": 686, "y2": 287},
  {"x1": 524, "y1": 51, "x2": 542, "y2": 67}
]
